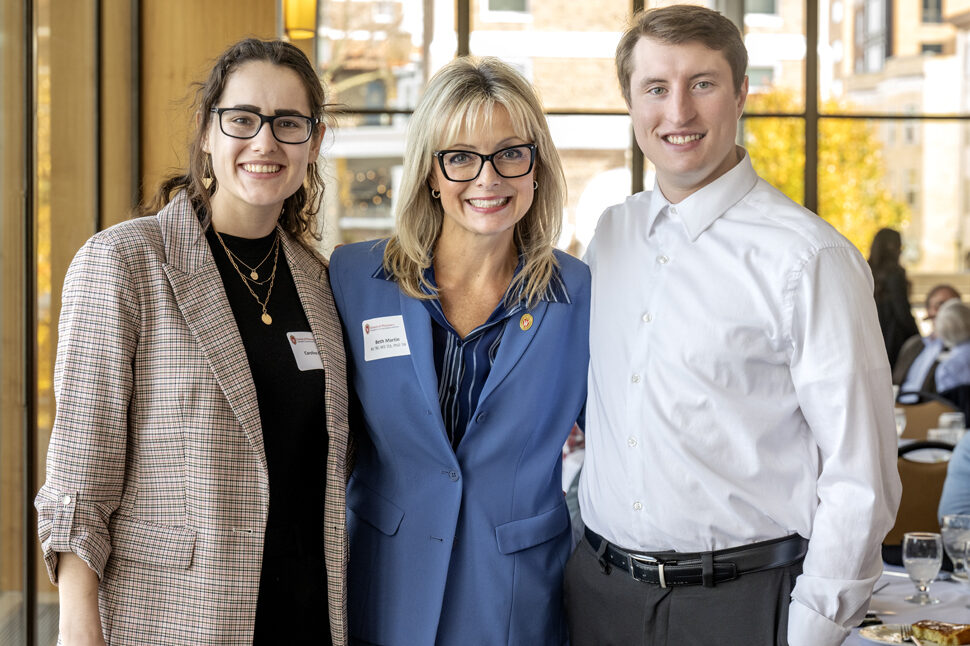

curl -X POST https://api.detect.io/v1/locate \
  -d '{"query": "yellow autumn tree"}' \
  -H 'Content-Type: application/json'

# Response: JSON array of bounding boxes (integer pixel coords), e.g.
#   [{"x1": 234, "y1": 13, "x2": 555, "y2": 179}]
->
[{"x1": 743, "y1": 89, "x2": 908, "y2": 256}]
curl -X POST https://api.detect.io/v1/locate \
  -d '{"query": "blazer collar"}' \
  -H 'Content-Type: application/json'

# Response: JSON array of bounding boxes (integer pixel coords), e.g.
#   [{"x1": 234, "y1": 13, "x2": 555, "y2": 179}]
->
[{"x1": 158, "y1": 192, "x2": 334, "y2": 473}]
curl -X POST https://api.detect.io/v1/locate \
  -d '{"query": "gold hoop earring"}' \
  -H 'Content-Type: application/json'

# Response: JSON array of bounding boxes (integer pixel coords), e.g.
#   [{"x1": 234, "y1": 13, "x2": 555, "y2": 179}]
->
[{"x1": 431, "y1": 188, "x2": 441, "y2": 199}]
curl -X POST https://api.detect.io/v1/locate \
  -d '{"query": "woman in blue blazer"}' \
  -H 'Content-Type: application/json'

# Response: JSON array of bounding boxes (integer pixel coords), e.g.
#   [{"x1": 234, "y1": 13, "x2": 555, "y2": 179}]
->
[{"x1": 329, "y1": 57, "x2": 589, "y2": 646}]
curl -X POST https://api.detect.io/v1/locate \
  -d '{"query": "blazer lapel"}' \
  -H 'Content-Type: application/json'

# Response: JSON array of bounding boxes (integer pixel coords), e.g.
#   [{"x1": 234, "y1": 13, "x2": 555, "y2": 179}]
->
[
  {"x1": 398, "y1": 288, "x2": 452, "y2": 449},
  {"x1": 282, "y1": 235, "x2": 341, "y2": 376},
  {"x1": 476, "y1": 300, "x2": 550, "y2": 406},
  {"x1": 158, "y1": 195, "x2": 267, "y2": 471}
]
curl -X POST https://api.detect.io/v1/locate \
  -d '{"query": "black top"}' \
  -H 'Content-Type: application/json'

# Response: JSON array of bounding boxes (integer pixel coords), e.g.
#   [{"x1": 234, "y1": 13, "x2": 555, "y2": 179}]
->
[{"x1": 205, "y1": 227, "x2": 331, "y2": 644}]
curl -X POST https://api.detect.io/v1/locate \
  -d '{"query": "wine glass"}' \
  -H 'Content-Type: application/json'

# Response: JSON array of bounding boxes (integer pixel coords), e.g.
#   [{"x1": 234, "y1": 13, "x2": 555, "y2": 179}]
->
[
  {"x1": 942, "y1": 515, "x2": 970, "y2": 579},
  {"x1": 902, "y1": 532, "x2": 943, "y2": 604},
  {"x1": 894, "y1": 408, "x2": 907, "y2": 438}
]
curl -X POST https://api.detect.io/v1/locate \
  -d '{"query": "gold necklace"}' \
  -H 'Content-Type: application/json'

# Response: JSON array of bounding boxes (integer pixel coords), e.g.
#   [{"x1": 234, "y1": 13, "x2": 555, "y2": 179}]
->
[
  {"x1": 220, "y1": 234, "x2": 279, "y2": 281},
  {"x1": 213, "y1": 227, "x2": 280, "y2": 325}
]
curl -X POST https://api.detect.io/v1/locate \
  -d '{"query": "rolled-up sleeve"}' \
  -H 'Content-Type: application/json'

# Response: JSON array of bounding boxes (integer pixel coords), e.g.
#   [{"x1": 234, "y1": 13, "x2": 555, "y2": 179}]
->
[
  {"x1": 786, "y1": 245, "x2": 902, "y2": 646},
  {"x1": 35, "y1": 237, "x2": 140, "y2": 583}
]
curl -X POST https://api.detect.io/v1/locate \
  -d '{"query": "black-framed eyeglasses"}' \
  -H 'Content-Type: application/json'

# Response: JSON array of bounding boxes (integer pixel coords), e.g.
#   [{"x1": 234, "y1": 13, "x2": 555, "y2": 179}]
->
[
  {"x1": 210, "y1": 107, "x2": 318, "y2": 144},
  {"x1": 432, "y1": 143, "x2": 536, "y2": 182}
]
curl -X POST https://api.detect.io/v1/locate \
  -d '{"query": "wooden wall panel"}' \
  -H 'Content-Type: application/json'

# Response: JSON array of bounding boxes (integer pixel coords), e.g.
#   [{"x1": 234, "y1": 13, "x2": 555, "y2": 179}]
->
[
  {"x1": 1, "y1": 0, "x2": 26, "y2": 594},
  {"x1": 140, "y1": 0, "x2": 277, "y2": 200},
  {"x1": 101, "y1": 0, "x2": 135, "y2": 228}
]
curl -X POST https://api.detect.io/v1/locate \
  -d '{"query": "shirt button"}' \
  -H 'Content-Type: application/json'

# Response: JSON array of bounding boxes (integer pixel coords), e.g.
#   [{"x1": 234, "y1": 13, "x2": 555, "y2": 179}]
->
[
  {"x1": 627, "y1": 436, "x2": 638, "y2": 447},
  {"x1": 631, "y1": 374, "x2": 641, "y2": 384},
  {"x1": 61, "y1": 494, "x2": 72, "y2": 505},
  {"x1": 642, "y1": 313, "x2": 652, "y2": 323},
  {"x1": 657, "y1": 255, "x2": 669, "y2": 264},
  {"x1": 449, "y1": 471, "x2": 459, "y2": 481},
  {"x1": 633, "y1": 501, "x2": 643, "y2": 511}
]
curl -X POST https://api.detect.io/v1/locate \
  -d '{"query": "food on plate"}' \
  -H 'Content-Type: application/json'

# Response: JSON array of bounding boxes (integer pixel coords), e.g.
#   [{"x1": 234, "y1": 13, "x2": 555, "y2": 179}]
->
[{"x1": 912, "y1": 620, "x2": 970, "y2": 644}]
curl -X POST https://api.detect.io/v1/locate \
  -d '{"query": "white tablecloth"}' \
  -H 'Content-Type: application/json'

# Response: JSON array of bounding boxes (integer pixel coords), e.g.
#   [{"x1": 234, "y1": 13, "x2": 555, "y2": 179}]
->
[{"x1": 845, "y1": 566, "x2": 970, "y2": 644}]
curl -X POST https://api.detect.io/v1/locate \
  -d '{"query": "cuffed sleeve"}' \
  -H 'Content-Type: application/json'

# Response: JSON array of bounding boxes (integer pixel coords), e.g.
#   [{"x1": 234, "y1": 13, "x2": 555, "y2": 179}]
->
[
  {"x1": 34, "y1": 237, "x2": 140, "y2": 583},
  {"x1": 787, "y1": 597, "x2": 851, "y2": 646},
  {"x1": 787, "y1": 245, "x2": 901, "y2": 637}
]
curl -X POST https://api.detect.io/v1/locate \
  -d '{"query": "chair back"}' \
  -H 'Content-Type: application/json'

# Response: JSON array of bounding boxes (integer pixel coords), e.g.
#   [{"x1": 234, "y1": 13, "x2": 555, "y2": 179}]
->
[
  {"x1": 897, "y1": 398, "x2": 959, "y2": 440},
  {"x1": 883, "y1": 441, "x2": 953, "y2": 545}
]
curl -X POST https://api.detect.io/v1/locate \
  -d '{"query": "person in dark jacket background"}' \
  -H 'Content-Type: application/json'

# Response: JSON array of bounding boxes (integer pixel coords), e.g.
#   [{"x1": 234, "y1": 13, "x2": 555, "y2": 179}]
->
[{"x1": 869, "y1": 227, "x2": 919, "y2": 368}]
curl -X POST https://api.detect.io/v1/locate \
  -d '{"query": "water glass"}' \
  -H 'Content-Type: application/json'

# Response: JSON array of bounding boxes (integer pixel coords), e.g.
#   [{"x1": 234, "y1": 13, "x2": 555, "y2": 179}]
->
[
  {"x1": 894, "y1": 408, "x2": 907, "y2": 438},
  {"x1": 942, "y1": 515, "x2": 970, "y2": 578},
  {"x1": 902, "y1": 532, "x2": 943, "y2": 604},
  {"x1": 940, "y1": 411, "x2": 966, "y2": 431}
]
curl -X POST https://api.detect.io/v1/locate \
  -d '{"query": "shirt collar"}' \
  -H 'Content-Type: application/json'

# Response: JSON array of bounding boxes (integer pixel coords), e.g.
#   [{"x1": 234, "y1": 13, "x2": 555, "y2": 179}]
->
[
  {"x1": 645, "y1": 146, "x2": 759, "y2": 242},
  {"x1": 371, "y1": 254, "x2": 571, "y2": 306}
]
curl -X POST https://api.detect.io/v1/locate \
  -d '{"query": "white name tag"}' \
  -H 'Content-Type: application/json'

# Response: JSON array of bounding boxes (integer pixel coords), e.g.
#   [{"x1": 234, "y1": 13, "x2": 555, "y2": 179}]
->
[
  {"x1": 286, "y1": 331, "x2": 324, "y2": 371},
  {"x1": 363, "y1": 315, "x2": 411, "y2": 362}
]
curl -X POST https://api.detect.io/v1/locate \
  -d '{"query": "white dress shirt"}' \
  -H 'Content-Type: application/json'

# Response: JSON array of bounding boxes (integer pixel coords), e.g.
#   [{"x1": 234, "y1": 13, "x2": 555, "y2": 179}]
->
[{"x1": 580, "y1": 150, "x2": 901, "y2": 646}]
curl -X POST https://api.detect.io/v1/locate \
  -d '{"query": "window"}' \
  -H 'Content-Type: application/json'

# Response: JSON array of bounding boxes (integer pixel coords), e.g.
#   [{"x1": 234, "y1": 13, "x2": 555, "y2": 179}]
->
[
  {"x1": 923, "y1": 0, "x2": 943, "y2": 24},
  {"x1": 744, "y1": 0, "x2": 776, "y2": 15},
  {"x1": 922, "y1": 43, "x2": 943, "y2": 55},
  {"x1": 488, "y1": 0, "x2": 527, "y2": 11}
]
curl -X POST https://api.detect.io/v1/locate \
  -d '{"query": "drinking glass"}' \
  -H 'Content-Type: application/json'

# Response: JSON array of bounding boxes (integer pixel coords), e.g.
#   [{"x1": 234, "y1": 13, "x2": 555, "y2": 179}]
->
[
  {"x1": 942, "y1": 515, "x2": 970, "y2": 579},
  {"x1": 902, "y1": 532, "x2": 943, "y2": 604},
  {"x1": 939, "y1": 411, "x2": 966, "y2": 431},
  {"x1": 894, "y1": 408, "x2": 907, "y2": 438}
]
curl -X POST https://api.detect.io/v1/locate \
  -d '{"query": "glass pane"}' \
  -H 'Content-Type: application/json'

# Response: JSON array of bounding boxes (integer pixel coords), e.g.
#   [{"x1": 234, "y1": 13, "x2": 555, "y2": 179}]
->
[
  {"x1": 816, "y1": 118, "x2": 910, "y2": 258},
  {"x1": 317, "y1": 0, "x2": 452, "y2": 112},
  {"x1": 470, "y1": 0, "x2": 629, "y2": 112},
  {"x1": 0, "y1": 0, "x2": 26, "y2": 641},
  {"x1": 742, "y1": 115, "x2": 805, "y2": 204},
  {"x1": 321, "y1": 113, "x2": 407, "y2": 252},
  {"x1": 822, "y1": 0, "x2": 963, "y2": 115},
  {"x1": 820, "y1": 119, "x2": 970, "y2": 330},
  {"x1": 551, "y1": 114, "x2": 633, "y2": 257},
  {"x1": 743, "y1": 0, "x2": 805, "y2": 113}
]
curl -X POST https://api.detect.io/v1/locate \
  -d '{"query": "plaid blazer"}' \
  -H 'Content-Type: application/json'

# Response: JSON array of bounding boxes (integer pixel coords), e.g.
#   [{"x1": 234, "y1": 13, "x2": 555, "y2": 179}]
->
[{"x1": 35, "y1": 192, "x2": 350, "y2": 645}]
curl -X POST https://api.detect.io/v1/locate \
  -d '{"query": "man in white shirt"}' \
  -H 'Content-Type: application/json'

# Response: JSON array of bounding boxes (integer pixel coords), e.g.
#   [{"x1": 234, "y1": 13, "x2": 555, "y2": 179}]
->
[{"x1": 564, "y1": 6, "x2": 901, "y2": 646}]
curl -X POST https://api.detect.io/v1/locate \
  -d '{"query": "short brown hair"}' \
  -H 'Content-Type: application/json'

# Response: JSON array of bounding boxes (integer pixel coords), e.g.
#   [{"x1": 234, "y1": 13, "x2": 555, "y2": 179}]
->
[{"x1": 615, "y1": 5, "x2": 748, "y2": 106}]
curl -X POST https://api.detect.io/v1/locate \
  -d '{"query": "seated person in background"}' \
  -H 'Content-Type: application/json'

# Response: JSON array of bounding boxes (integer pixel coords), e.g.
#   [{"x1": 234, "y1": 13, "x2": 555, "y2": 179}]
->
[
  {"x1": 894, "y1": 284, "x2": 961, "y2": 401},
  {"x1": 939, "y1": 431, "x2": 970, "y2": 518},
  {"x1": 935, "y1": 299, "x2": 970, "y2": 393}
]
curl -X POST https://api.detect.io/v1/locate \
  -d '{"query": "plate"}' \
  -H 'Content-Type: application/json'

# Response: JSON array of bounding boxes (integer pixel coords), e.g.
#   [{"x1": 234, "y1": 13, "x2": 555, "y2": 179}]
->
[{"x1": 858, "y1": 624, "x2": 910, "y2": 644}]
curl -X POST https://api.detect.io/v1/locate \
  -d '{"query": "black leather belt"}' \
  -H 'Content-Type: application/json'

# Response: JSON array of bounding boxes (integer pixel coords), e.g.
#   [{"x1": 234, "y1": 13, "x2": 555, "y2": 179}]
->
[{"x1": 584, "y1": 527, "x2": 808, "y2": 588}]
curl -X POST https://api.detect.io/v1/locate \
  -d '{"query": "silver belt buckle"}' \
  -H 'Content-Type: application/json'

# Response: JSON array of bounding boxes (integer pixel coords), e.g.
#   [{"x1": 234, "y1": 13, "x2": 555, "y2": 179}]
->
[{"x1": 629, "y1": 552, "x2": 668, "y2": 588}]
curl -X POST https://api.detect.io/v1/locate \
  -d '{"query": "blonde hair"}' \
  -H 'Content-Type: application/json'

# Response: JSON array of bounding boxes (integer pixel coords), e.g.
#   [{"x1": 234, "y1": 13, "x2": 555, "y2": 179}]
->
[{"x1": 383, "y1": 56, "x2": 566, "y2": 307}]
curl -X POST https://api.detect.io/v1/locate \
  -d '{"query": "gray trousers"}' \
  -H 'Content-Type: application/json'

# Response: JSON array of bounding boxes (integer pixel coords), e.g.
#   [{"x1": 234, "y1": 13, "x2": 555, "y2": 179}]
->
[{"x1": 564, "y1": 535, "x2": 802, "y2": 646}]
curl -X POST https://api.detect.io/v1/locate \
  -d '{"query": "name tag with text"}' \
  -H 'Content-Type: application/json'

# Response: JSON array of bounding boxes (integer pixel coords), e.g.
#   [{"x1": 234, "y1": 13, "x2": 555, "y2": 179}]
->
[{"x1": 363, "y1": 315, "x2": 411, "y2": 361}]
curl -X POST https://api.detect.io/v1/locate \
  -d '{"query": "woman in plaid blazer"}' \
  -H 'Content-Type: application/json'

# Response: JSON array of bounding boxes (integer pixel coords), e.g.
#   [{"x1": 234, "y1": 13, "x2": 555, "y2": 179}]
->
[{"x1": 35, "y1": 40, "x2": 350, "y2": 645}]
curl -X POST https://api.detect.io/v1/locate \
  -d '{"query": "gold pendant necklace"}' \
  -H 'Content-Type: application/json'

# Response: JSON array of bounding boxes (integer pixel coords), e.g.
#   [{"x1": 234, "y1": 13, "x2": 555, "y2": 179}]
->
[
  {"x1": 220, "y1": 234, "x2": 278, "y2": 281},
  {"x1": 213, "y1": 226, "x2": 280, "y2": 326}
]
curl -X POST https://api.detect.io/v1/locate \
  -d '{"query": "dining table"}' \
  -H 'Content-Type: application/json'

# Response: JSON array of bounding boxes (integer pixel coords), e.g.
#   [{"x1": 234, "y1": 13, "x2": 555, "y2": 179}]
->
[{"x1": 847, "y1": 565, "x2": 970, "y2": 644}]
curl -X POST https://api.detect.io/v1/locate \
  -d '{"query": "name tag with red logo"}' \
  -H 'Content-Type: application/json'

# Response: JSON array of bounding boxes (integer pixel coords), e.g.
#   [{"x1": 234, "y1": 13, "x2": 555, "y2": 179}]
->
[
  {"x1": 362, "y1": 315, "x2": 411, "y2": 361},
  {"x1": 286, "y1": 331, "x2": 324, "y2": 371}
]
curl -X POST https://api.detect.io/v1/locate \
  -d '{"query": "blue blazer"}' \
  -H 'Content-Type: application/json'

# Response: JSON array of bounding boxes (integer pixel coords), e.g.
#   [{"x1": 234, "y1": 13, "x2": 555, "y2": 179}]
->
[{"x1": 329, "y1": 240, "x2": 590, "y2": 646}]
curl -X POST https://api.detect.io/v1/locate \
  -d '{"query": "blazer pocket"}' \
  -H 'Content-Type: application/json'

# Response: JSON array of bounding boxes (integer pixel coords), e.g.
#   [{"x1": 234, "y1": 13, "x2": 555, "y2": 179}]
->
[
  {"x1": 347, "y1": 479, "x2": 404, "y2": 536},
  {"x1": 494, "y1": 501, "x2": 570, "y2": 555},
  {"x1": 108, "y1": 515, "x2": 196, "y2": 569}
]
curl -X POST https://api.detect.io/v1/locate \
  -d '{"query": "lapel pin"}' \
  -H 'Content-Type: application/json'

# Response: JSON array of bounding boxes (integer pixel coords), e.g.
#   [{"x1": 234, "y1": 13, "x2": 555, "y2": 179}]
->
[{"x1": 519, "y1": 313, "x2": 533, "y2": 331}]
